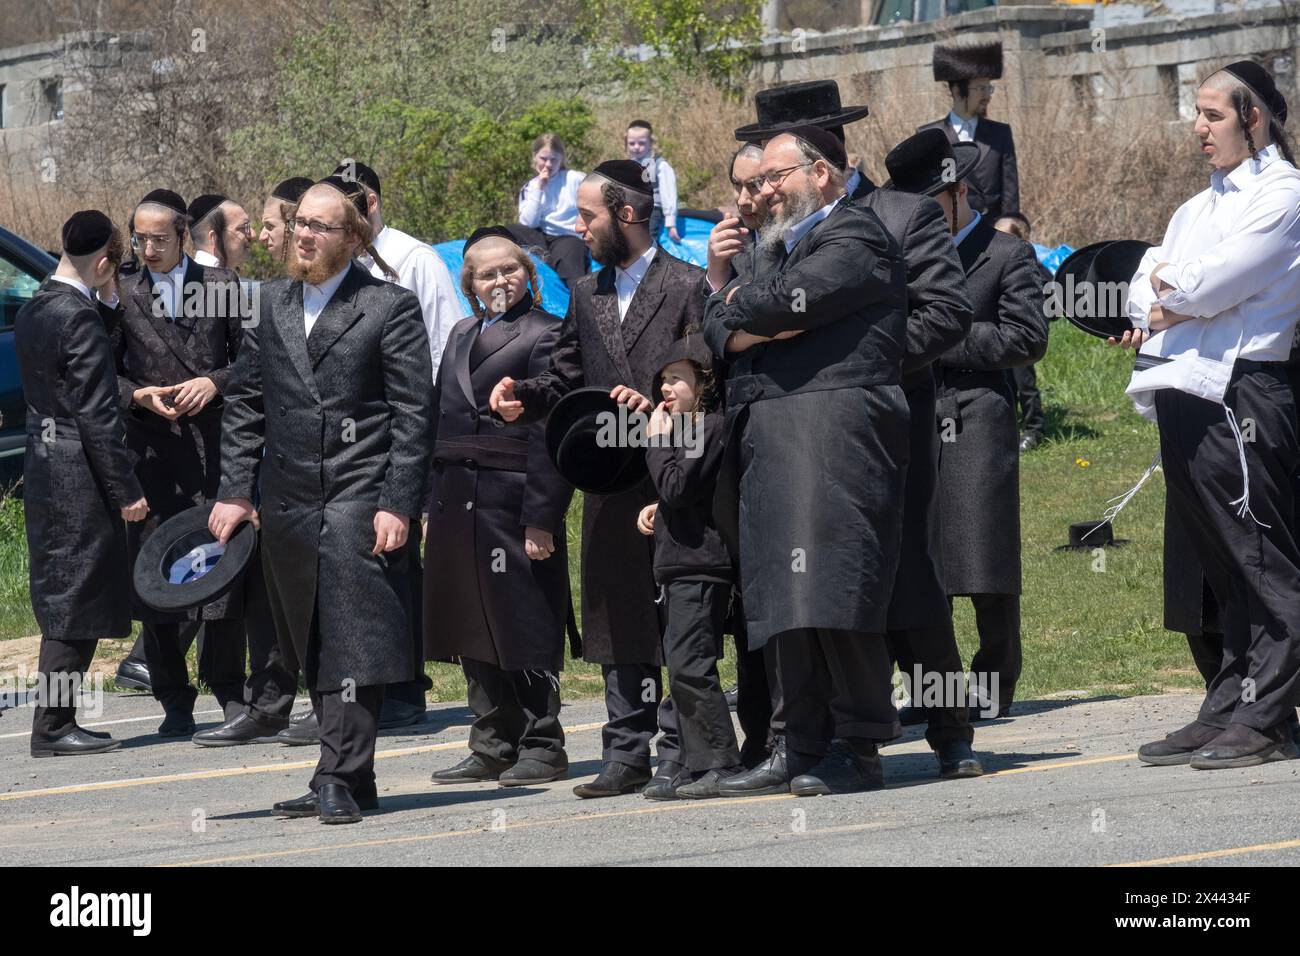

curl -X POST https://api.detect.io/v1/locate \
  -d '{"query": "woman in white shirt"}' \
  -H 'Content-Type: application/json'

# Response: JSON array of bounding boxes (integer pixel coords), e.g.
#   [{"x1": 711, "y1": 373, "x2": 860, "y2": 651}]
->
[
  {"x1": 1115, "y1": 61, "x2": 1300, "y2": 771},
  {"x1": 508, "y1": 133, "x2": 588, "y2": 284}
]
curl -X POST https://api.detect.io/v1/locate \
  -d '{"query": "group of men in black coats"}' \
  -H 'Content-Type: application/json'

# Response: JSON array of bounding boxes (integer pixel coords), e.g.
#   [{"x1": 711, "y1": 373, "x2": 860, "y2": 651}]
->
[{"x1": 17, "y1": 40, "x2": 1045, "y2": 815}]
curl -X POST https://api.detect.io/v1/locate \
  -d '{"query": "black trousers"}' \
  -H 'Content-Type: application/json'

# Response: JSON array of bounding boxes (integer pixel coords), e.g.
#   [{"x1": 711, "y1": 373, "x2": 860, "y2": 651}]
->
[
  {"x1": 962, "y1": 593, "x2": 1021, "y2": 714},
  {"x1": 781, "y1": 628, "x2": 900, "y2": 756},
  {"x1": 384, "y1": 527, "x2": 431, "y2": 708},
  {"x1": 141, "y1": 618, "x2": 246, "y2": 713},
  {"x1": 463, "y1": 657, "x2": 565, "y2": 766},
  {"x1": 663, "y1": 580, "x2": 741, "y2": 773},
  {"x1": 309, "y1": 684, "x2": 383, "y2": 796},
  {"x1": 504, "y1": 224, "x2": 589, "y2": 282},
  {"x1": 1012, "y1": 363, "x2": 1044, "y2": 438},
  {"x1": 31, "y1": 639, "x2": 97, "y2": 743},
  {"x1": 1156, "y1": 365, "x2": 1300, "y2": 732},
  {"x1": 732, "y1": 633, "x2": 782, "y2": 767},
  {"x1": 241, "y1": 550, "x2": 297, "y2": 721},
  {"x1": 601, "y1": 662, "x2": 681, "y2": 770},
  {"x1": 889, "y1": 621, "x2": 975, "y2": 746}
]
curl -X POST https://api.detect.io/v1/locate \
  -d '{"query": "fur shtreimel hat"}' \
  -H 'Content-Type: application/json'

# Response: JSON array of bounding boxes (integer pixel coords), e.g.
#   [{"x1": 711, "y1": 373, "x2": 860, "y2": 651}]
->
[{"x1": 933, "y1": 41, "x2": 1003, "y2": 83}]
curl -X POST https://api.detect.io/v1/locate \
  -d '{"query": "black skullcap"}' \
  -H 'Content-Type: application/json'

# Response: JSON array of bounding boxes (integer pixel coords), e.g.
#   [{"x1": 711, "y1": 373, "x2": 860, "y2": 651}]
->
[
  {"x1": 61, "y1": 210, "x2": 115, "y2": 257},
  {"x1": 627, "y1": 119, "x2": 653, "y2": 133},
  {"x1": 1221, "y1": 60, "x2": 1288, "y2": 124},
  {"x1": 333, "y1": 160, "x2": 381, "y2": 197},
  {"x1": 187, "y1": 193, "x2": 227, "y2": 226},
  {"x1": 591, "y1": 159, "x2": 654, "y2": 196},
  {"x1": 138, "y1": 188, "x2": 187, "y2": 217},
  {"x1": 271, "y1": 177, "x2": 313, "y2": 203},
  {"x1": 781, "y1": 124, "x2": 848, "y2": 172},
  {"x1": 463, "y1": 225, "x2": 517, "y2": 255},
  {"x1": 314, "y1": 176, "x2": 370, "y2": 216}
]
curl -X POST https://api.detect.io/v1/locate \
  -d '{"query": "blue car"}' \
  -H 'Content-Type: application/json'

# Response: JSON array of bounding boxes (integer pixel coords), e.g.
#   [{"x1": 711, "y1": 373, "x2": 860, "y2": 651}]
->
[{"x1": 0, "y1": 225, "x2": 57, "y2": 487}]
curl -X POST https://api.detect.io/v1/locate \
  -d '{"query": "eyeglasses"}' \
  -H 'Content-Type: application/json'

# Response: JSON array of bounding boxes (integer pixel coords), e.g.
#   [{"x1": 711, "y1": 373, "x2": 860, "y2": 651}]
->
[
  {"x1": 286, "y1": 218, "x2": 346, "y2": 236},
  {"x1": 472, "y1": 263, "x2": 521, "y2": 282},
  {"x1": 130, "y1": 233, "x2": 173, "y2": 251},
  {"x1": 232, "y1": 223, "x2": 253, "y2": 238},
  {"x1": 971, "y1": 83, "x2": 996, "y2": 94},
  {"x1": 753, "y1": 162, "x2": 815, "y2": 191}
]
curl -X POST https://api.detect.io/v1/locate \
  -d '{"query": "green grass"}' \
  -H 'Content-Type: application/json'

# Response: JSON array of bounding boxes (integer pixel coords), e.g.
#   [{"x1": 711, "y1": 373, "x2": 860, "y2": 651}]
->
[{"x1": 0, "y1": 320, "x2": 1202, "y2": 705}]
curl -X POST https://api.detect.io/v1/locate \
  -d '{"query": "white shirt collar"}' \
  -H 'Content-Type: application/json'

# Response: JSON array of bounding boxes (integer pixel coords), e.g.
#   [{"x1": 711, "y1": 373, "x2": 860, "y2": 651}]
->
[
  {"x1": 305, "y1": 262, "x2": 351, "y2": 303},
  {"x1": 193, "y1": 248, "x2": 221, "y2": 267},
  {"x1": 147, "y1": 255, "x2": 188, "y2": 283},
  {"x1": 50, "y1": 274, "x2": 94, "y2": 302},
  {"x1": 948, "y1": 110, "x2": 978, "y2": 138},
  {"x1": 615, "y1": 244, "x2": 657, "y2": 286},
  {"x1": 845, "y1": 168, "x2": 862, "y2": 196},
  {"x1": 954, "y1": 209, "x2": 983, "y2": 247},
  {"x1": 1214, "y1": 143, "x2": 1281, "y2": 194},
  {"x1": 783, "y1": 196, "x2": 842, "y2": 253}
]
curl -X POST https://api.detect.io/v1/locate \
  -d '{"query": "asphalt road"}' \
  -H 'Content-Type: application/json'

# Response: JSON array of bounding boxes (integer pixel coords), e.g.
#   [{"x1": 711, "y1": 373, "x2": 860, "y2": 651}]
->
[{"x1": 1, "y1": 690, "x2": 1298, "y2": 866}]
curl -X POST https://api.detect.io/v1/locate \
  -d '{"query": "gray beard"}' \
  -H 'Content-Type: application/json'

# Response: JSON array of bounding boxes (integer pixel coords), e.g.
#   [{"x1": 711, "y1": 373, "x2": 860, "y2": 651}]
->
[{"x1": 757, "y1": 186, "x2": 822, "y2": 254}]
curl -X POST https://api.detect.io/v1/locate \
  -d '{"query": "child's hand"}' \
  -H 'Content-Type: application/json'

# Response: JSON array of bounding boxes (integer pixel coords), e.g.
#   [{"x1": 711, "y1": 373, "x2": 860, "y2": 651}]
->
[
  {"x1": 524, "y1": 527, "x2": 555, "y2": 560},
  {"x1": 647, "y1": 401, "x2": 672, "y2": 438},
  {"x1": 636, "y1": 503, "x2": 658, "y2": 536}
]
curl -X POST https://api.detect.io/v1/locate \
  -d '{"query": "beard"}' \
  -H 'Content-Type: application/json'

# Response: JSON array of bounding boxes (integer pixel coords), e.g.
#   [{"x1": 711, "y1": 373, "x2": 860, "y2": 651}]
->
[
  {"x1": 589, "y1": 221, "x2": 631, "y2": 267},
  {"x1": 758, "y1": 182, "x2": 822, "y2": 254},
  {"x1": 288, "y1": 240, "x2": 353, "y2": 285}
]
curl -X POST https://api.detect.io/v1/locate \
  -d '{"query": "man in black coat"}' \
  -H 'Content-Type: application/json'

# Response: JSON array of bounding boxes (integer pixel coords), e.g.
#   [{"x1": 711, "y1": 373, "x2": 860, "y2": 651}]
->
[
  {"x1": 18, "y1": 212, "x2": 151, "y2": 757},
  {"x1": 703, "y1": 126, "x2": 910, "y2": 796},
  {"x1": 892, "y1": 130, "x2": 1046, "y2": 720},
  {"x1": 917, "y1": 41, "x2": 1019, "y2": 222},
  {"x1": 211, "y1": 178, "x2": 433, "y2": 823},
  {"x1": 491, "y1": 160, "x2": 704, "y2": 799},
  {"x1": 111, "y1": 189, "x2": 249, "y2": 737}
]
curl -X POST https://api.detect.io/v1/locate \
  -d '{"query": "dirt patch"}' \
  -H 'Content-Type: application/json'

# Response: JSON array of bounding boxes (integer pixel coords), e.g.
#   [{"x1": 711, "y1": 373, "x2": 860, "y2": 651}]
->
[{"x1": 0, "y1": 636, "x2": 132, "y2": 681}]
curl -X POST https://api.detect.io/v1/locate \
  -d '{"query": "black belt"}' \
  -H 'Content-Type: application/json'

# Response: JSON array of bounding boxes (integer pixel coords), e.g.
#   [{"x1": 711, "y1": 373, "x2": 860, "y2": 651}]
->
[
  {"x1": 938, "y1": 368, "x2": 1007, "y2": 391},
  {"x1": 434, "y1": 436, "x2": 529, "y2": 472}
]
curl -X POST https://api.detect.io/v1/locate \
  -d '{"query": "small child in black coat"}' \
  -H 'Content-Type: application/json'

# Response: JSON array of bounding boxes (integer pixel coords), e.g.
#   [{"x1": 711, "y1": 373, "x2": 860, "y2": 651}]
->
[{"x1": 637, "y1": 330, "x2": 742, "y2": 799}]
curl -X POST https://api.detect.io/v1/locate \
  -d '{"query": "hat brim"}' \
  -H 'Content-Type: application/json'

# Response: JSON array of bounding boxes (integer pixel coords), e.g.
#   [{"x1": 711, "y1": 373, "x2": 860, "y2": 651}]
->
[
  {"x1": 545, "y1": 387, "x2": 649, "y2": 495},
  {"x1": 133, "y1": 504, "x2": 257, "y2": 612},
  {"x1": 1054, "y1": 539, "x2": 1130, "y2": 552},
  {"x1": 1053, "y1": 239, "x2": 1144, "y2": 340},
  {"x1": 733, "y1": 106, "x2": 871, "y2": 142},
  {"x1": 883, "y1": 143, "x2": 981, "y2": 196}
]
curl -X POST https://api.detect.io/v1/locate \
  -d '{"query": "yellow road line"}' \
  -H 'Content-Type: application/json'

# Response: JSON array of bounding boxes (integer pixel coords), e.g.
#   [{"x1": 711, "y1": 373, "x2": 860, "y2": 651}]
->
[
  {"x1": 1108, "y1": 837, "x2": 1300, "y2": 867},
  {"x1": 987, "y1": 753, "x2": 1135, "y2": 775},
  {"x1": 0, "y1": 722, "x2": 606, "y2": 801}
]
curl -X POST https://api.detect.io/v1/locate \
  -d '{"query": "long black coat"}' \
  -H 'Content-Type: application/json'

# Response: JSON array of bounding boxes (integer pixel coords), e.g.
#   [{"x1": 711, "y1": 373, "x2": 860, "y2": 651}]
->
[
  {"x1": 855, "y1": 180, "x2": 975, "y2": 630},
  {"x1": 703, "y1": 199, "x2": 910, "y2": 648},
  {"x1": 917, "y1": 118, "x2": 1020, "y2": 221},
  {"x1": 514, "y1": 250, "x2": 704, "y2": 666},
  {"x1": 423, "y1": 295, "x2": 574, "y2": 672},
  {"x1": 111, "y1": 258, "x2": 244, "y2": 622},
  {"x1": 218, "y1": 266, "x2": 433, "y2": 690},
  {"x1": 936, "y1": 218, "x2": 1047, "y2": 596},
  {"x1": 16, "y1": 280, "x2": 144, "y2": 642}
]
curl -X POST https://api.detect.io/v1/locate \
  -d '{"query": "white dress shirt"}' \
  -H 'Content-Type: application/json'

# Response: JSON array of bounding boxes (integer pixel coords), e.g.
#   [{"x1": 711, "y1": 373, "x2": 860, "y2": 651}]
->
[
  {"x1": 1125, "y1": 143, "x2": 1300, "y2": 421},
  {"x1": 303, "y1": 263, "x2": 351, "y2": 337},
  {"x1": 361, "y1": 226, "x2": 463, "y2": 380},
  {"x1": 783, "y1": 196, "x2": 843, "y2": 253},
  {"x1": 50, "y1": 274, "x2": 94, "y2": 303},
  {"x1": 147, "y1": 256, "x2": 189, "y2": 320},
  {"x1": 638, "y1": 155, "x2": 679, "y2": 229},
  {"x1": 954, "y1": 209, "x2": 983, "y2": 247},
  {"x1": 192, "y1": 248, "x2": 221, "y2": 267},
  {"x1": 615, "y1": 245, "x2": 658, "y2": 321},
  {"x1": 948, "y1": 110, "x2": 978, "y2": 143},
  {"x1": 518, "y1": 169, "x2": 585, "y2": 237}
]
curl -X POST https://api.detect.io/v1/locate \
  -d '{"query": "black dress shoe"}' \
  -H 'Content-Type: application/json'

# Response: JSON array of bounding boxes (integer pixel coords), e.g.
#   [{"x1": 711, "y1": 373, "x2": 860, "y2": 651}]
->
[
  {"x1": 378, "y1": 698, "x2": 425, "y2": 730},
  {"x1": 277, "y1": 709, "x2": 320, "y2": 746},
  {"x1": 1137, "y1": 720, "x2": 1222, "y2": 766},
  {"x1": 273, "y1": 788, "x2": 377, "y2": 818},
  {"x1": 790, "y1": 741, "x2": 884, "y2": 796},
  {"x1": 934, "y1": 739, "x2": 984, "y2": 778},
  {"x1": 31, "y1": 728, "x2": 122, "y2": 757},
  {"x1": 157, "y1": 710, "x2": 196, "y2": 737},
  {"x1": 719, "y1": 738, "x2": 789, "y2": 796},
  {"x1": 114, "y1": 659, "x2": 151, "y2": 693},
  {"x1": 1019, "y1": 433, "x2": 1042, "y2": 453},
  {"x1": 724, "y1": 684, "x2": 739, "y2": 711},
  {"x1": 431, "y1": 753, "x2": 512, "y2": 784},
  {"x1": 898, "y1": 705, "x2": 928, "y2": 727},
  {"x1": 642, "y1": 760, "x2": 686, "y2": 801},
  {"x1": 192, "y1": 710, "x2": 289, "y2": 747},
  {"x1": 1190, "y1": 723, "x2": 1299, "y2": 770},
  {"x1": 572, "y1": 761, "x2": 650, "y2": 799},
  {"x1": 676, "y1": 765, "x2": 744, "y2": 799},
  {"x1": 318, "y1": 784, "x2": 364, "y2": 823},
  {"x1": 968, "y1": 702, "x2": 1013, "y2": 722},
  {"x1": 499, "y1": 757, "x2": 568, "y2": 787}
]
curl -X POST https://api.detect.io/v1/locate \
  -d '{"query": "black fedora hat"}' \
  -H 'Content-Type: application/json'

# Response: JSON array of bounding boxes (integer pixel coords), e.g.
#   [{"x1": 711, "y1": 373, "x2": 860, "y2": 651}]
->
[
  {"x1": 545, "y1": 387, "x2": 649, "y2": 495},
  {"x1": 133, "y1": 503, "x2": 257, "y2": 613},
  {"x1": 734, "y1": 79, "x2": 870, "y2": 142},
  {"x1": 1052, "y1": 239, "x2": 1153, "y2": 339},
  {"x1": 1054, "y1": 520, "x2": 1130, "y2": 552},
  {"x1": 883, "y1": 128, "x2": 981, "y2": 196}
]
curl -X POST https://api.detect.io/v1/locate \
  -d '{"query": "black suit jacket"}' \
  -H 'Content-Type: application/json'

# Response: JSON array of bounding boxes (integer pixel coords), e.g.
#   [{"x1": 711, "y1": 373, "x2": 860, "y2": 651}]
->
[
  {"x1": 917, "y1": 117, "x2": 1020, "y2": 221},
  {"x1": 218, "y1": 264, "x2": 433, "y2": 689}
]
